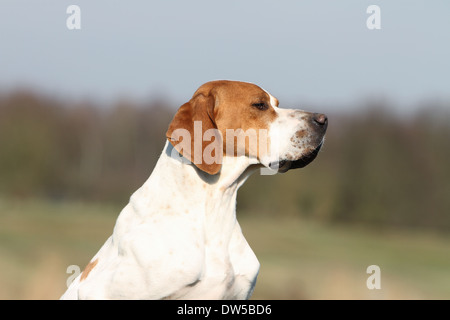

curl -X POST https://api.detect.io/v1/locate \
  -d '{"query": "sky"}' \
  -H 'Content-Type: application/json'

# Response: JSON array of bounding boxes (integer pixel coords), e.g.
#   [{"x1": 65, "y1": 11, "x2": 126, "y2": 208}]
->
[{"x1": 0, "y1": 0, "x2": 449, "y2": 113}]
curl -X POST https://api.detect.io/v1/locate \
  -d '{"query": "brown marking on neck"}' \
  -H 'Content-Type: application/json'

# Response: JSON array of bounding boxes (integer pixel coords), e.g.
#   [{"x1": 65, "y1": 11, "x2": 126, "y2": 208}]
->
[{"x1": 80, "y1": 258, "x2": 98, "y2": 281}]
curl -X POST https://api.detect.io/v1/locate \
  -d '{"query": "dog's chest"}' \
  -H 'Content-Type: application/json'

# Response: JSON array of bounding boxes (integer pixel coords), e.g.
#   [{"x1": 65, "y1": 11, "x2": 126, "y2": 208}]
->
[
  {"x1": 109, "y1": 199, "x2": 260, "y2": 299},
  {"x1": 88, "y1": 151, "x2": 261, "y2": 299},
  {"x1": 169, "y1": 236, "x2": 260, "y2": 300}
]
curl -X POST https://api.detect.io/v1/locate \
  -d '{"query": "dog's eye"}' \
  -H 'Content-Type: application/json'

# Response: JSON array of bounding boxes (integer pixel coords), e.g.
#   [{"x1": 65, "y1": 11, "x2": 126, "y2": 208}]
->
[{"x1": 252, "y1": 102, "x2": 268, "y2": 111}]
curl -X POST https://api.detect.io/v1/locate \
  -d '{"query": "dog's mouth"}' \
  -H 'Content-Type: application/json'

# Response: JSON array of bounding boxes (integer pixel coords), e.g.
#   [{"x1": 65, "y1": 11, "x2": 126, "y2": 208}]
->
[{"x1": 269, "y1": 141, "x2": 324, "y2": 173}]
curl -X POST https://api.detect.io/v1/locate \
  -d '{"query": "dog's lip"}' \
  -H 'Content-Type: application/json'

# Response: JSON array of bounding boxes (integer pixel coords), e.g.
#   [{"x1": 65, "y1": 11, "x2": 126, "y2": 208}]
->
[{"x1": 271, "y1": 141, "x2": 324, "y2": 173}]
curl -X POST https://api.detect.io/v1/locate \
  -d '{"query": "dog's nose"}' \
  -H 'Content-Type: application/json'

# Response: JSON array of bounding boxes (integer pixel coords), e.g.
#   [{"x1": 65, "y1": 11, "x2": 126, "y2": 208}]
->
[{"x1": 313, "y1": 113, "x2": 328, "y2": 126}]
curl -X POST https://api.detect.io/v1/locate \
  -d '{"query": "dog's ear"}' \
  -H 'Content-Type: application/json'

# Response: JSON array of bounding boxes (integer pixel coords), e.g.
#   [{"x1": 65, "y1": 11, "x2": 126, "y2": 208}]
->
[{"x1": 166, "y1": 92, "x2": 222, "y2": 175}]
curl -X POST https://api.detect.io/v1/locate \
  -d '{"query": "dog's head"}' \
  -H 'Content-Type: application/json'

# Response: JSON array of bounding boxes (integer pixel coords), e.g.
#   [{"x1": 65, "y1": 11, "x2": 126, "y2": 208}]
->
[{"x1": 166, "y1": 80, "x2": 327, "y2": 175}]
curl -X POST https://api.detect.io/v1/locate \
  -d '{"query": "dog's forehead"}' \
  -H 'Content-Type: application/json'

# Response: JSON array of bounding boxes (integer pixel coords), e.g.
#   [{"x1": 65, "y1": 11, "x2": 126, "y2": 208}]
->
[{"x1": 195, "y1": 80, "x2": 272, "y2": 103}]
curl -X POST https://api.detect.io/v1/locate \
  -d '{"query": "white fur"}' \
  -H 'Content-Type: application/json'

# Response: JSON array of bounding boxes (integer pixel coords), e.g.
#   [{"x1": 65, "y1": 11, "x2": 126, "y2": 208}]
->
[{"x1": 61, "y1": 142, "x2": 260, "y2": 299}]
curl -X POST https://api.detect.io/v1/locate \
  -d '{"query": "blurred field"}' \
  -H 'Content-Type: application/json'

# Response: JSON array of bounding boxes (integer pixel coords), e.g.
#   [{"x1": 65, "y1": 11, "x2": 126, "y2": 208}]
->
[{"x1": 1, "y1": 197, "x2": 449, "y2": 300}]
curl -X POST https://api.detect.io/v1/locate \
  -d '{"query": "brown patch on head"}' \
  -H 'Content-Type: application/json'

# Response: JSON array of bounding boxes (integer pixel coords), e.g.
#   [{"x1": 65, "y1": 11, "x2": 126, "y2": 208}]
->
[
  {"x1": 80, "y1": 259, "x2": 98, "y2": 282},
  {"x1": 211, "y1": 80, "x2": 277, "y2": 132},
  {"x1": 166, "y1": 80, "x2": 279, "y2": 172},
  {"x1": 203, "y1": 81, "x2": 278, "y2": 158}
]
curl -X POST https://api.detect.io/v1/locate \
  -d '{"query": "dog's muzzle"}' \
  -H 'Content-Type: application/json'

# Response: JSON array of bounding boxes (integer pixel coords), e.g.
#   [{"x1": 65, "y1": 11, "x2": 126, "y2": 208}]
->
[
  {"x1": 270, "y1": 113, "x2": 328, "y2": 173},
  {"x1": 279, "y1": 141, "x2": 324, "y2": 172}
]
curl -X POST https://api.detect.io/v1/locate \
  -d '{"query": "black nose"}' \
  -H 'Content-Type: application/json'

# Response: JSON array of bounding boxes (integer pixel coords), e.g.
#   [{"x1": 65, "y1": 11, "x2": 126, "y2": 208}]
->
[{"x1": 313, "y1": 113, "x2": 328, "y2": 126}]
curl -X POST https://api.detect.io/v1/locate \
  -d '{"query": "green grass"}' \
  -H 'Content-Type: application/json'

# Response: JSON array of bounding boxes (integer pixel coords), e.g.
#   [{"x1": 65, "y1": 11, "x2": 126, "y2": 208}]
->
[{"x1": 0, "y1": 198, "x2": 449, "y2": 299}]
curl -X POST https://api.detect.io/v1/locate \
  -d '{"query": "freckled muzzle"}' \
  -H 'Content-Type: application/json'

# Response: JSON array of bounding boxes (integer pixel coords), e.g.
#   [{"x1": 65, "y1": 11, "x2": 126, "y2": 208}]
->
[
  {"x1": 271, "y1": 112, "x2": 328, "y2": 173},
  {"x1": 277, "y1": 140, "x2": 324, "y2": 172}
]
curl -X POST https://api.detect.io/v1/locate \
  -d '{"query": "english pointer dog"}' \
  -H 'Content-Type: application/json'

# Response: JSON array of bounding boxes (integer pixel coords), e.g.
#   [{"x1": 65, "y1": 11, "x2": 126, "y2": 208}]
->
[{"x1": 61, "y1": 80, "x2": 328, "y2": 300}]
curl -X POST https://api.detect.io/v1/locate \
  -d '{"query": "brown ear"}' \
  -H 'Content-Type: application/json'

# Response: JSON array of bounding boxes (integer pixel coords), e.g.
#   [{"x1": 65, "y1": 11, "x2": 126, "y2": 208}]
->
[{"x1": 166, "y1": 93, "x2": 222, "y2": 175}]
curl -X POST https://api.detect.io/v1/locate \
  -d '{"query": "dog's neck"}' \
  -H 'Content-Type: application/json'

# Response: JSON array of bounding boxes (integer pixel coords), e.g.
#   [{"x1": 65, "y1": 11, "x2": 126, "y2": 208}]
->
[
  {"x1": 160, "y1": 140, "x2": 259, "y2": 194},
  {"x1": 129, "y1": 141, "x2": 259, "y2": 244}
]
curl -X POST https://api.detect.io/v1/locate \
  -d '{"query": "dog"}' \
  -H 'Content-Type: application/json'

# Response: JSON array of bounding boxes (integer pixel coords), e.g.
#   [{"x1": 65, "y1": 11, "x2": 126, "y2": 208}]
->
[{"x1": 61, "y1": 80, "x2": 327, "y2": 299}]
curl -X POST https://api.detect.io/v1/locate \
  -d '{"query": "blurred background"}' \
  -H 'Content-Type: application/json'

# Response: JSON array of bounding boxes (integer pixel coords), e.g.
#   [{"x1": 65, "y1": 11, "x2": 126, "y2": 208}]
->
[{"x1": 1, "y1": 0, "x2": 449, "y2": 299}]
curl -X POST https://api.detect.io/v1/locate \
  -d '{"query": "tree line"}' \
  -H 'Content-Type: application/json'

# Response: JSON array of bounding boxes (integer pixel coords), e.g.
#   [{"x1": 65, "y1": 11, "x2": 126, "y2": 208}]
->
[{"x1": 0, "y1": 90, "x2": 449, "y2": 231}]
